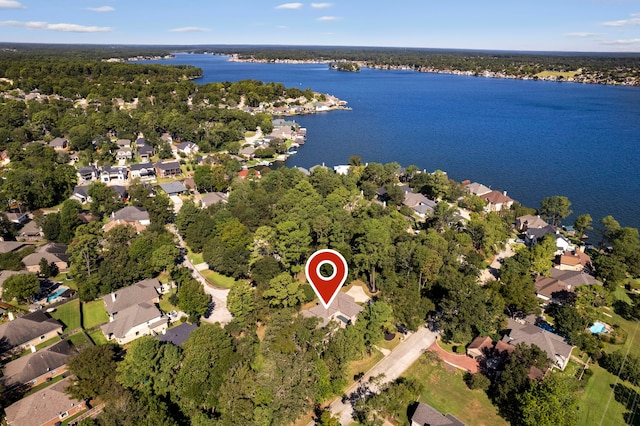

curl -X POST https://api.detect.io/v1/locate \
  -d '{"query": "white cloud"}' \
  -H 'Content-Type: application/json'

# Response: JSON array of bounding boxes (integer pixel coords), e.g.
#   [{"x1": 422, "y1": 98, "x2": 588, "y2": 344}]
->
[
  {"x1": 601, "y1": 38, "x2": 640, "y2": 45},
  {"x1": 601, "y1": 13, "x2": 640, "y2": 27},
  {"x1": 169, "y1": 26, "x2": 210, "y2": 33},
  {"x1": 0, "y1": 0, "x2": 25, "y2": 9},
  {"x1": 317, "y1": 16, "x2": 339, "y2": 22},
  {"x1": 275, "y1": 2, "x2": 303, "y2": 9},
  {"x1": 311, "y1": 2, "x2": 332, "y2": 8},
  {"x1": 565, "y1": 32, "x2": 599, "y2": 37},
  {"x1": 87, "y1": 6, "x2": 114, "y2": 12},
  {"x1": 0, "y1": 20, "x2": 111, "y2": 32}
]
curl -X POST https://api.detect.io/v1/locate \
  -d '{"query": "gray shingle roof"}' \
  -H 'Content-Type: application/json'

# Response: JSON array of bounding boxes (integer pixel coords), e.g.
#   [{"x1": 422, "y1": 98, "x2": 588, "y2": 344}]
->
[
  {"x1": 111, "y1": 206, "x2": 149, "y2": 222},
  {"x1": 101, "y1": 302, "x2": 163, "y2": 339},
  {"x1": 2, "y1": 340, "x2": 74, "y2": 387},
  {"x1": 411, "y1": 402, "x2": 466, "y2": 426},
  {"x1": 505, "y1": 318, "x2": 573, "y2": 370},
  {"x1": 103, "y1": 278, "x2": 160, "y2": 315},
  {"x1": 0, "y1": 311, "x2": 62, "y2": 354},
  {"x1": 159, "y1": 181, "x2": 187, "y2": 195}
]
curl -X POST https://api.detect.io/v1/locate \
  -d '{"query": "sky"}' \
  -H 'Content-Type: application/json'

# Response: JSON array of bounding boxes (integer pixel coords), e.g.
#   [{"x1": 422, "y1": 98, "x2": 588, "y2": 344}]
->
[{"x1": 1, "y1": 0, "x2": 640, "y2": 52}]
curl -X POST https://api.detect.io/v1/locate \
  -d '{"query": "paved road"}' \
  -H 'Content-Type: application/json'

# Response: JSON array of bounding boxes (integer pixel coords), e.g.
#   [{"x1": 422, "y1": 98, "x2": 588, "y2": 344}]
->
[
  {"x1": 167, "y1": 224, "x2": 232, "y2": 325},
  {"x1": 479, "y1": 238, "x2": 517, "y2": 284},
  {"x1": 325, "y1": 326, "x2": 438, "y2": 425}
]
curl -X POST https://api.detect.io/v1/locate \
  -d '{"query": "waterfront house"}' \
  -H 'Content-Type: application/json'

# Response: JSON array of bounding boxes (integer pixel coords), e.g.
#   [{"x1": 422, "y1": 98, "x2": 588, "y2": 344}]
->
[
  {"x1": 4, "y1": 377, "x2": 86, "y2": 426},
  {"x1": 101, "y1": 278, "x2": 166, "y2": 345},
  {"x1": 556, "y1": 249, "x2": 592, "y2": 271},
  {"x1": 481, "y1": 190, "x2": 514, "y2": 212},
  {"x1": 0, "y1": 311, "x2": 62, "y2": 358},
  {"x1": 155, "y1": 161, "x2": 182, "y2": 178},
  {"x1": 103, "y1": 206, "x2": 150, "y2": 233},
  {"x1": 465, "y1": 182, "x2": 492, "y2": 197},
  {"x1": 516, "y1": 214, "x2": 549, "y2": 232}
]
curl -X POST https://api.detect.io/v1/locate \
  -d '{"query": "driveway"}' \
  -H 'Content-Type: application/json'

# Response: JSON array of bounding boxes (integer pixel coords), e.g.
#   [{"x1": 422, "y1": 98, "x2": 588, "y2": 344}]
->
[
  {"x1": 167, "y1": 225, "x2": 232, "y2": 325},
  {"x1": 325, "y1": 326, "x2": 438, "y2": 425},
  {"x1": 169, "y1": 195, "x2": 183, "y2": 213},
  {"x1": 479, "y1": 238, "x2": 517, "y2": 284}
]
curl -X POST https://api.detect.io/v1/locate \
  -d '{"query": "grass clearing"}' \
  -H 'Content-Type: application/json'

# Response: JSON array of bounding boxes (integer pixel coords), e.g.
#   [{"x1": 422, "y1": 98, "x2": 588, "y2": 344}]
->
[
  {"x1": 535, "y1": 70, "x2": 581, "y2": 79},
  {"x1": 187, "y1": 248, "x2": 204, "y2": 265},
  {"x1": 65, "y1": 331, "x2": 92, "y2": 348},
  {"x1": 347, "y1": 349, "x2": 384, "y2": 384},
  {"x1": 49, "y1": 299, "x2": 81, "y2": 331},
  {"x1": 159, "y1": 288, "x2": 179, "y2": 313},
  {"x1": 88, "y1": 329, "x2": 108, "y2": 345},
  {"x1": 201, "y1": 270, "x2": 238, "y2": 289},
  {"x1": 35, "y1": 336, "x2": 61, "y2": 351},
  {"x1": 82, "y1": 300, "x2": 109, "y2": 329},
  {"x1": 23, "y1": 374, "x2": 65, "y2": 397},
  {"x1": 577, "y1": 364, "x2": 638, "y2": 426},
  {"x1": 403, "y1": 354, "x2": 507, "y2": 426}
]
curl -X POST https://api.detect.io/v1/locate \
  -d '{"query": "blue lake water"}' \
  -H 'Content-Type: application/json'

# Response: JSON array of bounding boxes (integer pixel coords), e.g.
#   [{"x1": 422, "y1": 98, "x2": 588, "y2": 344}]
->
[{"x1": 141, "y1": 53, "x2": 640, "y2": 230}]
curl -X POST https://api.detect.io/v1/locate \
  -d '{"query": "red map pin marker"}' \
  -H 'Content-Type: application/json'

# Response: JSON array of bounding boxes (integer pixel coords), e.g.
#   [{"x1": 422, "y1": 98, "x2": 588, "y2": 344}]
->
[{"x1": 305, "y1": 249, "x2": 348, "y2": 309}]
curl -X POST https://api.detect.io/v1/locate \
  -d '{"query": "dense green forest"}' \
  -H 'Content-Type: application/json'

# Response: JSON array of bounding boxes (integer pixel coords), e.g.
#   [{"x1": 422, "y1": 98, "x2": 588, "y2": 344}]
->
[{"x1": 0, "y1": 46, "x2": 639, "y2": 426}]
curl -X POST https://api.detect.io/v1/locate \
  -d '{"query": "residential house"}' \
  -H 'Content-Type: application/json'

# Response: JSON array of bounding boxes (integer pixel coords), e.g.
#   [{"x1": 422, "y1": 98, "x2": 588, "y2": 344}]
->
[
  {"x1": 159, "y1": 181, "x2": 187, "y2": 196},
  {"x1": 176, "y1": 141, "x2": 199, "y2": 156},
  {"x1": 239, "y1": 145, "x2": 255, "y2": 160},
  {"x1": 18, "y1": 220, "x2": 43, "y2": 241},
  {"x1": 333, "y1": 165, "x2": 350, "y2": 175},
  {"x1": 22, "y1": 243, "x2": 69, "y2": 273},
  {"x1": 101, "y1": 278, "x2": 167, "y2": 344},
  {"x1": 182, "y1": 177, "x2": 196, "y2": 191},
  {"x1": 0, "y1": 241, "x2": 28, "y2": 254},
  {"x1": 4, "y1": 377, "x2": 86, "y2": 426},
  {"x1": 48, "y1": 137, "x2": 68, "y2": 150},
  {"x1": 155, "y1": 161, "x2": 182, "y2": 178},
  {"x1": 70, "y1": 185, "x2": 91, "y2": 204},
  {"x1": 111, "y1": 185, "x2": 128, "y2": 201},
  {"x1": 100, "y1": 166, "x2": 128, "y2": 182},
  {"x1": 556, "y1": 249, "x2": 592, "y2": 271},
  {"x1": 550, "y1": 268, "x2": 602, "y2": 287},
  {"x1": 410, "y1": 402, "x2": 466, "y2": 426},
  {"x1": 237, "y1": 168, "x2": 261, "y2": 180},
  {"x1": 0, "y1": 311, "x2": 62, "y2": 357},
  {"x1": 502, "y1": 318, "x2": 573, "y2": 371},
  {"x1": 103, "y1": 206, "x2": 150, "y2": 233},
  {"x1": 466, "y1": 335, "x2": 494, "y2": 360},
  {"x1": 301, "y1": 292, "x2": 363, "y2": 328},
  {"x1": 116, "y1": 147, "x2": 133, "y2": 161},
  {"x1": 134, "y1": 137, "x2": 147, "y2": 147},
  {"x1": 516, "y1": 214, "x2": 549, "y2": 232},
  {"x1": 402, "y1": 189, "x2": 438, "y2": 218},
  {"x1": 200, "y1": 192, "x2": 228, "y2": 208},
  {"x1": 138, "y1": 144, "x2": 155, "y2": 162},
  {"x1": 77, "y1": 165, "x2": 99, "y2": 183},
  {"x1": 481, "y1": 190, "x2": 514, "y2": 212},
  {"x1": 465, "y1": 182, "x2": 492, "y2": 197},
  {"x1": 156, "y1": 323, "x2": 197, "y2": 346},
  {"x1": 1, "y1": 340, "x2": 75, "y2": 390},
  {"x1": 130, "y1": 163, "x2": 156, "y2": 179},
  {"x1": 4, "y1": 212, "x2": 29, "y2": 226},
  {"x1": 534, "y1": 276, "x2": 574, "y2": 303},
  {"x1": 116, "y1": 138, "x2": 131, "y2": 149}
]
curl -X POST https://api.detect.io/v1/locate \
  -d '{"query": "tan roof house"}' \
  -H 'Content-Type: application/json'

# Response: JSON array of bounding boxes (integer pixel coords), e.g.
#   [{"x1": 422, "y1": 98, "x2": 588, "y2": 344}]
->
[
  {"x1": 0, "y1": 311, "x2": 62, "y2": 358},
  {"x1": 101, "y1": 278, "x2": 166, "y2": 344},
  {"x1": 22, "y1": 243, "x2": 69, "y2": 274},
  {"x1": 2, "y1": 340, "x2": 75, "y2": 390},
  {"x1": 301, "y1": 292, "x2": 363, "y2": 328},
  {"x1": 103, "y1": 206, "x2": 150, "y2": 233},
  {"x1": 465, "y1": 182, "x2": 492, "y2": 197},
  {"x1": 4, "y1": 377, "x2": 86, "y2": 426},
  {"x1": 516, "y1": 214, "x2": 549, "y2": 232}
]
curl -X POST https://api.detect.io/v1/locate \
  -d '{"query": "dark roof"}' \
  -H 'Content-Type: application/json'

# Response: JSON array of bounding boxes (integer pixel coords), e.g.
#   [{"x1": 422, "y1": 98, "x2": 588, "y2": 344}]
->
[
  {"x1": 155, "y1": 161, "x2": 181, "y2": 171},
  {"x1": 72, "y1": 185, "x2": 89, "y2": 198},
  {"x1": 526, "y1": 225, "x2": 557, "y2": 240},
  {"x1": 411, "y1": 402, "x2": 466, "y2": 426},
  {"x1": 0, "y1": 311, "x2": 62, "y2": 353},
  {"x1": 111, "y1": 185, "x2": 127, "y2": 198},
  {"x1": 111, "y1": 206, "x2": 149, "y2": 222},
  {"x1": 2, "y1": 340, "x2": 74, "y2": 387},
  {"x1": 138, "y1": 145, "x2": 154, "y2": 154},
  {"x1": 156, "y1": 323, "x2": 197, "y2": 346},
  {"x1": 159, "y1": 181, "x2": 187, "y2": 195}
]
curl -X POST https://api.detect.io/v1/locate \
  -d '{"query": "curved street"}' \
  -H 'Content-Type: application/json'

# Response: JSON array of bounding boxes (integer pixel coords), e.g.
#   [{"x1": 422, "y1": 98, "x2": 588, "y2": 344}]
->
[{"x1": 167, "y1": 224, "x2": 232, "y2": 325}]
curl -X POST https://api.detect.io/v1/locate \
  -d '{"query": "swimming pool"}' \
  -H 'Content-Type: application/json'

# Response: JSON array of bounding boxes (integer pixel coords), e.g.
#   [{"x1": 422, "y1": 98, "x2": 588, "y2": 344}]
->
[
  {"x1": 590, "y1": 322, "x2": 607, "y2": 334},
  {"x1": 47, "y1": 287, "x2": 68, "y2": 303}
]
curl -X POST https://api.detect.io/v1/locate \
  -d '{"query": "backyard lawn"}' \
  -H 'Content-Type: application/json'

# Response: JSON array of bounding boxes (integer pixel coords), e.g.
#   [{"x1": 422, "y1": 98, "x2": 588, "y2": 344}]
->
[
  {"x1": 49, "y1": 299, "x2": 81, "y2": 331},
  {"x1": 403, "y1": 354, "x2": 508, "y2": 426},
  {"x1": 201, "y1": 270, "x2": 239, "y2": 289},
  {"x1": 82, "y1": 300, "x2": 109, "y2": 329},
  {"x1": 88, "y1": 329, "x2": 108, "y2": 345}
]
